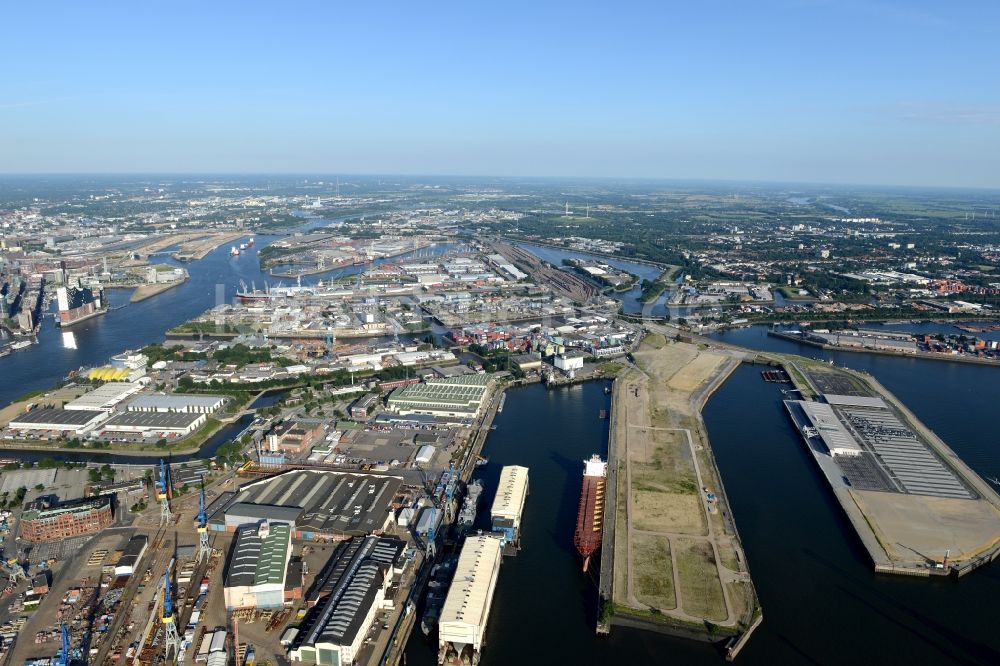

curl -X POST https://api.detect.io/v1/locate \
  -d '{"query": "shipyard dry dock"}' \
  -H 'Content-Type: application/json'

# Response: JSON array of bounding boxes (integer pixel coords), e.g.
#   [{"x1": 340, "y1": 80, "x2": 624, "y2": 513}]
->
[
  {"x1": 490, "y1": 465, "x2": 529, "y2": 554},
  {"x1": 438, "y1": 534, "x2": 504, "y2": 665},
  {"x1": 785, "y1": 384, "x2": 1000, "y2": 576}
]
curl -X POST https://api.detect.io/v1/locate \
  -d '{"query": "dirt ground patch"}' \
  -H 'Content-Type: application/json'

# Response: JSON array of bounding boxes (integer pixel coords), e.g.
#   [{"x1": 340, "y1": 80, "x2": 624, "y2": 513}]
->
[
  {"x1": 675, "y1": 538, "x2": 727, "y2": 622},
  {"x1": 628, "y1": 426, "x2": 706, "y2": 535},
  {"x1": 633, "y1": 533, "x2": 676, "y2": 610},
  {"x1": 668, "y1": 352, "x2": 727, "y2": 392}
]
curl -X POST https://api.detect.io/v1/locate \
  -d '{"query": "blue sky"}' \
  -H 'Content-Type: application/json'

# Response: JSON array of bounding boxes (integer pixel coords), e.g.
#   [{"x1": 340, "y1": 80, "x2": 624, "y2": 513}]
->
[{"x1": 1, "y1": 1, "x2": 998, "y2": 187}]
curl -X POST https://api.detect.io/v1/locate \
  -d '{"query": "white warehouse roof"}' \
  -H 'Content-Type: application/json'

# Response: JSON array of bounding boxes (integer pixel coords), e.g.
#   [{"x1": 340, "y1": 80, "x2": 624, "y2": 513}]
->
[
  {"x1": 438, "y1": 534, "x2": 504, "y2": 654},
  {"x1": 797, "y1": 401, "x2": 864, "y2": 457},
  {"x1": 64, "y1": 382, "x2": 143, "y2": 411},
  {"x1": 126, "y1": 394, "x2": 226, "y2": 412},
  {"x1": 490, "y1": 465, "x2": 529, "y2": 525},
  {"x1": 414, "y1": 445, "x2": 436, "y2": 465}
]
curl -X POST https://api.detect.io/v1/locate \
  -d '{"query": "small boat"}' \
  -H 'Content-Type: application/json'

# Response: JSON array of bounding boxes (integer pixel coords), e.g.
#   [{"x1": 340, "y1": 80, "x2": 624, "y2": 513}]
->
[
  {"x1": 604, "y1": 386, "x2": 611, "y2": 394},
  {"x1": 475, "y1": 457, "x2": 489, "y2": 467},
  {"x1": 230, "y1": 246, "x2": 240, "y2": 256}
]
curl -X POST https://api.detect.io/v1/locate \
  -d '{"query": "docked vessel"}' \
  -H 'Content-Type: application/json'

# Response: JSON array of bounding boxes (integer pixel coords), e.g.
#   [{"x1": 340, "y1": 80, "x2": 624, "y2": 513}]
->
[
  {"x1": 497, "y1": 393, "x2": 506, "y2": 413},
  {"x1": 573, "y1": 454, "x2": 607, "y2": 572},
  {"x1": 421, "y1": 555, "x2": 457, "y2": 636},
  {"x1": 10, "y1": 340, "x2": 32, "y2": 351},
  {"x1": 457, "y1": 479, "x2": 483, "y2": 532}
]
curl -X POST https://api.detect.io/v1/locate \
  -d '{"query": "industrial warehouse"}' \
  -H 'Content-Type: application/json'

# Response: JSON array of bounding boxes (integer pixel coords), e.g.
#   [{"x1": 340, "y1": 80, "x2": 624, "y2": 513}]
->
[
  {"x1": 207, "y1": 470, "x2": 404, "y2": 540},
  {"x1": 788, "y1": 394, "x2": 973, "y2": 498},
  {"x1": 386, "y1": 374, "x2": 491, "y2": 419},
  {"x1": 224, "y1": 521, "x2": 294, "y2": 610},
  {"x1": 125, "y1": 393, "x2": 227, "y2": 414},
  {"x1": 101, "y1": 410, "x2": 207, "y2": 437},
  {"x1": 64, "y1": 382, "x2": 143, "y2": 412},
  {"x1": 289, "y1": 535, "x2": 407, "y2": 665},
  {"x1": 7, "y1": 407, "x2": 110, "y2": 435},
  {"x1": 2, "y1": 390, "x2": 224, "y2": 441}
]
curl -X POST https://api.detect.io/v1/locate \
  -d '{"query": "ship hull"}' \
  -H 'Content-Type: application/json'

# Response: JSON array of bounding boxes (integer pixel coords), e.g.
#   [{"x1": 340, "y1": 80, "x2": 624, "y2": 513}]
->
[{"x1": 573, "y1": 467, "x2": 606, "y2": 572}]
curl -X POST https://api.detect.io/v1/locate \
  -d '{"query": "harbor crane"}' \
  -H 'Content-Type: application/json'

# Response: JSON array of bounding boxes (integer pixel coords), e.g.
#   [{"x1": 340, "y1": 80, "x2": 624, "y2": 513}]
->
[
  {"x1": 162, "y1": 558, "x2": 183, "y2": 662},
  {"x1": 57, "y1": 623, "x2": 69, "y2": 666},
  {"x1": 157, "y1": 459, "x2": 173, "y2": 524},
  {"x1": 425, "y1": 521, "x2": 437, "y2": 560},
  {"x1": 196, "y1": 477, "x2": 210, "y2": 563}
]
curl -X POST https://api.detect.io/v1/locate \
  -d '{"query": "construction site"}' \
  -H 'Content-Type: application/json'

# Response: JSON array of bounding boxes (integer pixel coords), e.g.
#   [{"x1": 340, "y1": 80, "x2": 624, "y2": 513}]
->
[{"x1": 605, "y1": 332, "x2": 761, "y2": 649}]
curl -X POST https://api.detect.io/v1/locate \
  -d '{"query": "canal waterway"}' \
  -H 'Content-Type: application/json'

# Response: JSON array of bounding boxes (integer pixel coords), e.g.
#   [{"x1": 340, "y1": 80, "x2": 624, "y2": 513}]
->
[{"x1": 405, "y1": 380, "x2": 722, "y2": 665}]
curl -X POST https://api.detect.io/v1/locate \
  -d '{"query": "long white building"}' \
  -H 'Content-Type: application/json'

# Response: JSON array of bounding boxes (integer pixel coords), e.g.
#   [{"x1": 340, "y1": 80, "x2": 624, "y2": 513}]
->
[
  {"x1": 490, "y1": 465, "x2": 529, "y2": 547},
  {"x1": 438, "y1": 534, "x2": 504, "y2": 665}
]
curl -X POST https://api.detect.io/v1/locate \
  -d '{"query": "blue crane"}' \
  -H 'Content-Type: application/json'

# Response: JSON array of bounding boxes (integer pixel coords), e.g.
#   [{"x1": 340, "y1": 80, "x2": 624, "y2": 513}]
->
[
  {"x1": 162, "y1": 558, "x2": 182, "y2": 659},
  {"x1": 163, "y1": 562, "x2": 174, "y2": 619},
  {"x1": 197, "y1": 477, "x2": 210, "y2": 562},
  {"x1": 58, "y1": 623, "x2": 69, "y2": 666},
  {"x1": 157, "y1": 459, "x2": 173, "y2": 524},
  {"x1": 156, "y1": 459, "x2": 169, "y2": 497}
]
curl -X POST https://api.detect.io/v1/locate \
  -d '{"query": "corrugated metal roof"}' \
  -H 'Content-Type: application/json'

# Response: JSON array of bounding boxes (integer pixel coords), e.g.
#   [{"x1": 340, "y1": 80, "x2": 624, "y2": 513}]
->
[
  {"x1": 296, "y1": 535, "x2": 398, "y2": 650},
  {"x1": 225, "y1": 522, "x2": 290, "y2": 588},
  {"x1": 219, "y1": 470, "x2": 402, "y2": 538}
]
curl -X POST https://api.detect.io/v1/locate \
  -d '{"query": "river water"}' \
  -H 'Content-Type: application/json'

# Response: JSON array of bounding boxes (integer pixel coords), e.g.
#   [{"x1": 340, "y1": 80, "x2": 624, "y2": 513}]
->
[{"x1": 0, "y1": 231, "x2": 454, "y2": 410}]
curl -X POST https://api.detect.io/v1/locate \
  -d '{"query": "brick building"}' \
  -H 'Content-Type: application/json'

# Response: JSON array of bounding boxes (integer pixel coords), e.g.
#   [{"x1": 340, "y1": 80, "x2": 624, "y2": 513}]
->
[
  {"x1": 266, "y1": 420, "x2": 325, "y2": 454},
  {"x1": 20, "y1": 496, "x2": 114, "y2": 542}
]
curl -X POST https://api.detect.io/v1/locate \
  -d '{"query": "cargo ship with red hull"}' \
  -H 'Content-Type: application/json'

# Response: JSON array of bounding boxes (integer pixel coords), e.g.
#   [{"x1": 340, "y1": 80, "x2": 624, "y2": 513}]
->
[{"x1": 573, "y1": 454, "x2": 608, "y2": 572}]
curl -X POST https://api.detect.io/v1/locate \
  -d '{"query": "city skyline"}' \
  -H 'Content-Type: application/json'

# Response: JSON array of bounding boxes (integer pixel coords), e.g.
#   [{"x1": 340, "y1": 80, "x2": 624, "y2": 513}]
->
[{"x1": 2, "y1": 1, "x2": 999, "y2": 187}]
